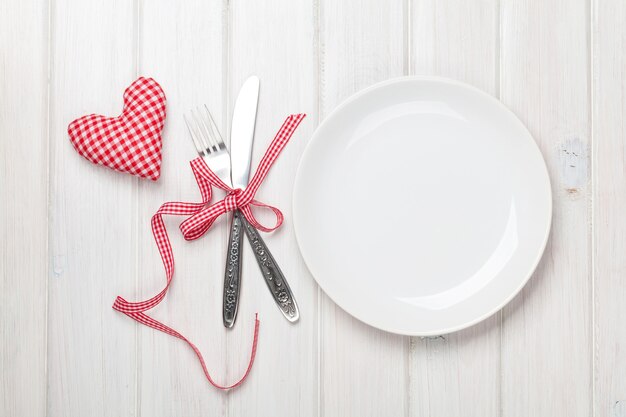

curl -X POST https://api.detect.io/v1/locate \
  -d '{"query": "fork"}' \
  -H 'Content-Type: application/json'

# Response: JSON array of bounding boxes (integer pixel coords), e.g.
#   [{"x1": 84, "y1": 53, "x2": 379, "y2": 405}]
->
[
  {"x1": 185, "y1": 106, "x2": 243, "y2": 326},
  {"x1": 185, "y1": 105, "x2": 232, "y2": 186},
  {"x1": 185, "y1": 105, "x2": 300, "y2": 324}
]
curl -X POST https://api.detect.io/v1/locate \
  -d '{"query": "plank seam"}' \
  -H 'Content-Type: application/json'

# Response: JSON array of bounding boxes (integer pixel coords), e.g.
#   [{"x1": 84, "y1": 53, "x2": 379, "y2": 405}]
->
[
  {"x1": 497, "y1": 1, "x2": 503, "y2": 414},
  {"x1": 314, "y1": 0, "x2": 324, "y2": 415},
  {"x1": 223, "y1": 2, "x2": 232, "y2": 416},
  {"x1": 589, "y1": 0, "x2": 596, "y2": 415},
  {"x1": 45, "y1": 0, "x2": 53, "y2": 414},
  {"x1": 133, "y1": 1, "x2": 141, "y2": 416},
  {"x1": 404, "y1": 1, "x2": 412, "y2": 415},
  {"x1": 404, "y1": 0, "x2": 412, "y2": 76}
]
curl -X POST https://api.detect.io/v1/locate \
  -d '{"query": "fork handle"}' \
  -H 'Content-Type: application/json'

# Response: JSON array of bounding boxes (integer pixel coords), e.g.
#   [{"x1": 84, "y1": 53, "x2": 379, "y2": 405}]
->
[
  {"x1": 223, "y1": 210, "x2": 244, "y2": 328},
  {"x1": 241, "y1": 216, "x2": 300, "y2": 322}
]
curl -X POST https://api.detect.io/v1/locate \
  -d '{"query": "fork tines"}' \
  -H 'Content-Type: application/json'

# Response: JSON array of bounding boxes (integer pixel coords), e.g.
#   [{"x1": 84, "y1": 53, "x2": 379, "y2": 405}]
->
[{"x1": 184, "y1": 104, "x2": 226, "y2": 156}]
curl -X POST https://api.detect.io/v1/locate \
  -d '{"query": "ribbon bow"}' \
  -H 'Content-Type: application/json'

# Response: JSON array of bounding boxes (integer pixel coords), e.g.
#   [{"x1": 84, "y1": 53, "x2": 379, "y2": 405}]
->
[
  {"x1": 179, "y1": 114, "x2": 305, "y2": 239},
  {"x1": 113, "y1": 114, "x2": 305, "y2": 390}
]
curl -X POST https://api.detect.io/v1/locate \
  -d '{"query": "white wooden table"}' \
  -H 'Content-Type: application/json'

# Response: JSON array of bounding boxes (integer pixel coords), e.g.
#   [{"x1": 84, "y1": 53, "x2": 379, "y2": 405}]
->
[{"x1": 2, "y1": 0, "x2": 625, "y2": 416}]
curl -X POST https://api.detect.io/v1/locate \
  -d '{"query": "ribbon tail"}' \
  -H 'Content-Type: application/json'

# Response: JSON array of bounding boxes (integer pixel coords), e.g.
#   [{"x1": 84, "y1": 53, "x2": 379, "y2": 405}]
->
[
  {"x1": 112, "y1": 196, "x2": 260, "y2": 390},
  {"x1": 243, "y1": 114, "x2": 306, "y2": 200},
  {"x1": 118, "y1": 310, "x2": 260, "y2": 390}
]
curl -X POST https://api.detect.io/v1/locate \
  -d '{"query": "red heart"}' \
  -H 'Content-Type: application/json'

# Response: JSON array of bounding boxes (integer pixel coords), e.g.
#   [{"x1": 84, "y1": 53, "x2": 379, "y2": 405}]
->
[{"x1": 68, "y1": 77, "x2": 166, "y2": 181}]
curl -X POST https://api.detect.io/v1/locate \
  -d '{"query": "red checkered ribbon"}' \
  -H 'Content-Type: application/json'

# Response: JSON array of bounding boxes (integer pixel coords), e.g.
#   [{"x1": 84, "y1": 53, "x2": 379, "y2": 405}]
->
[{"x1": 113, "y1": 114, "x2": 305, "y2": 390}]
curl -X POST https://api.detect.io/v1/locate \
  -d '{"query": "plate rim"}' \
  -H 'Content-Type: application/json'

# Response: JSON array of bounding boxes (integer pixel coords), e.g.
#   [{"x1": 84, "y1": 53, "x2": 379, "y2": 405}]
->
[{"x1": 292, "y1": 75, "x2": 553, "y2": 336}]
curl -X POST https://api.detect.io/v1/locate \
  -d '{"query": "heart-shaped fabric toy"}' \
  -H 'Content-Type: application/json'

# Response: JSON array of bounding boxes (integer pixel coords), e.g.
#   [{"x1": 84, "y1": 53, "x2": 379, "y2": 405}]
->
[{"x1": 68, "y1": 77, "x2": 166, "y2": 181}]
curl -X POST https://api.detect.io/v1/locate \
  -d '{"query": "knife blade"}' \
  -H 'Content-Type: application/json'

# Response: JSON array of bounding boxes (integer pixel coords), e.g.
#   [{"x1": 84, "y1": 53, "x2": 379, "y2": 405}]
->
[
  {"x1": 223, "y1": 76, "x2": 260, "y2": 328},
  {"x1": 230, "y1": 76, "x2": 260, "y2": 189}
]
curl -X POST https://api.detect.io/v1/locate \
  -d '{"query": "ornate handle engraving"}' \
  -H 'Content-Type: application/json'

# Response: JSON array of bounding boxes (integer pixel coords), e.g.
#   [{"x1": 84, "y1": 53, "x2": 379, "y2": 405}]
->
[
  {"x1": 241, "y1": 216, "x2": 300, "y2": 322},
  {"x1": 223, "y1": 210, "x2": 244, "y2": 328}
]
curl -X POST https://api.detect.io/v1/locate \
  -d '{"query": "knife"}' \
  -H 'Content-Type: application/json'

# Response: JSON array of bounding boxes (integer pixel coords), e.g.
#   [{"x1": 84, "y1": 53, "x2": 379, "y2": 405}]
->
[
  {"x1": 223, "y1": 76, "x2": 260, "y2": 328},
  {"x1": 227, "y1": 76, "x2": 300, "y2": 324},
  {"x1": 241, "y1": 215, "x2": 300, "y2": 322}
]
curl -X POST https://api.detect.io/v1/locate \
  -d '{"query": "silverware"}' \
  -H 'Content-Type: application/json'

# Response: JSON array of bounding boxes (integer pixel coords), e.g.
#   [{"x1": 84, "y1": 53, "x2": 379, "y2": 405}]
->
[
  {"x1": 222, "y1": 76, "x2": 260, "y2": 327},
  {"x1": 241, "y1": 217, "x2": 299, "y2": 321},
  {"x1": 185, "y1": 106, "x2": 240, "y2": 326},
  {"x1": 185, "y1": 98, "x2": 299, "y2": 324},
  {"x1": 185, "y1": 105, "x2": 232, "y2": 186},
  {"x1": 229, "y1": 77, "x2": 299, "y2": 323}
]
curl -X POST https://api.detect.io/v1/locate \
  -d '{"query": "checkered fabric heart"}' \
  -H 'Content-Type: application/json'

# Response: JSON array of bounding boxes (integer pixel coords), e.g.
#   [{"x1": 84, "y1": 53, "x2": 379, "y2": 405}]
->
[{"x1": 68, "y1": 77, "x2": 166, "y2": 181}]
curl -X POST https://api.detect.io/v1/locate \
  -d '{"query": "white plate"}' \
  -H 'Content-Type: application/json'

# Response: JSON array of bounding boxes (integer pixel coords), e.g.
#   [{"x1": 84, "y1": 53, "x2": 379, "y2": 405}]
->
[{"x1": 293, "y1": 77, "x2": 552, "y2": 335}]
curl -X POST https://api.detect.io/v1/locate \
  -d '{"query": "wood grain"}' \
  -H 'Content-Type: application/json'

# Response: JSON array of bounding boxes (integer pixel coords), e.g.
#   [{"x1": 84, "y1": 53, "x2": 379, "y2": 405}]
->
[
  {"x1": 3, "y1": 0, "x2": 626, "y2": 415},
  {"x1": 318, "y1": 1, "x2": 409, "y2": 416},
  {"x1": 135, "y1": 0, "x2": 228, "y2": 415},
  {"x1": 409, "y1": 1, "x2": 501, "y2": 415},
  {"x1": 0, "y1": 0, "x2": 48, "y2": 415},
  {"x1": 592, "y1": 0, "x2": 626, "y2": 415},
  {"x1": 500, "y1": 0, "x2": 592, "y2": 415},
  {"x1": 47, "y1": 0, "x2": 137, "y2": 415},
  {"x1": 226, "y1": 0, "x2": 318, "y2": 416}
]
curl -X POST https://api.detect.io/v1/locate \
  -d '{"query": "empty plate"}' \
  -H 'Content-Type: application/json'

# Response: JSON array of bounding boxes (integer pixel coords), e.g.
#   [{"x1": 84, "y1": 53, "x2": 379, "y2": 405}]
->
[{"x1": 293, "y1": 76, "x2": 552, "y2": 335}]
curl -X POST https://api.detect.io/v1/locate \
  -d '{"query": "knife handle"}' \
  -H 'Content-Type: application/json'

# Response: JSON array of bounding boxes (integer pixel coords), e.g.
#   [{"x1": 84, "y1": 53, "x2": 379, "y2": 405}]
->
[
  {"x1": 223, "y1": 210, "x2": 244, "y2": 328},
  {"x1": 241, "y1": 216, "x2": 300, "y2": 322}
]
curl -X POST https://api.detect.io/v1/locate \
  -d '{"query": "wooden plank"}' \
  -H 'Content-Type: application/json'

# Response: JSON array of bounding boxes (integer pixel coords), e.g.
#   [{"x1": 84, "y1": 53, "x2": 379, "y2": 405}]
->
[
  {"x1": 500, "y1": 0, "x2": 592, "y2": 415},
  {"x1": 409, "y1": 1, "x2": 501, "y2": 416},
  {"x1": 319, "y1": 1, "x2": 409, "y2": 416},
  {"x1": 0, "y1": 0, "x2": 48, "y2": 415},
  {"x1": 136, "y1": 0, "x2": 228, "y2": 415},
  {"x1": 225, "y1": 0, "x2": 319, "y2": 415},
  {"x1": 47, "y1": 0, "x2": 137, "y2": 415},
  {"x1": 411, "y1": 0, "x2": 499, "y2": 92},
  {"x1": 592, "y1": 0, "x2": 626, "y2": 416}
]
